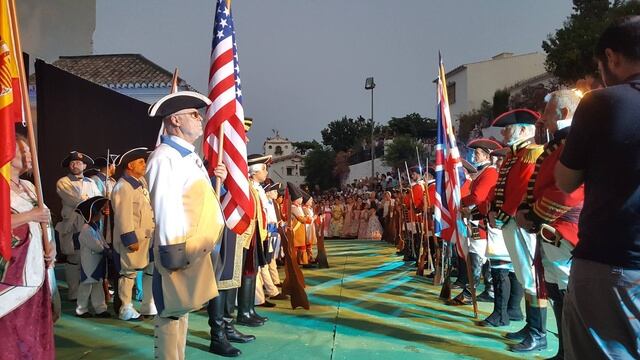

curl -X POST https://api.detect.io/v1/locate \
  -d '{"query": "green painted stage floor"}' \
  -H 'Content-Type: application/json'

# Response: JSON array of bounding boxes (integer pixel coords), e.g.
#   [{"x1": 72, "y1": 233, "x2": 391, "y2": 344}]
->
[{"x1": 55, "y1": 240, "x2": 558, "y2": 359}]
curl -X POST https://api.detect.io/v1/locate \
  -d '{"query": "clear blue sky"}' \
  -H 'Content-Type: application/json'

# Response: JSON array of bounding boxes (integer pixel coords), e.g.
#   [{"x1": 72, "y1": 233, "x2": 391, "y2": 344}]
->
[{"x1": 94, "y1": 0, "x2": 573, "y2": 152}]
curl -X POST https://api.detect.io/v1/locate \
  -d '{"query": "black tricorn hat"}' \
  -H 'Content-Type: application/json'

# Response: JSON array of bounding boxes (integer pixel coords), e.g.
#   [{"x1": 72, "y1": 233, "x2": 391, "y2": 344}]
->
[
  {"x1": 491, "y1": 109, "x2": 540, "y2": 127},
  {"x1": 461, "y1": 158, "x2": 478, "y2": 174},
  {"x1": 93, "y1": 157, "x2": 108, "y2": 168},
  {"x1": 263, "y1": 182, "x2": 281, "y2": 192},
  {"x1": 75, "y1": 196, "x2": 109, "y2": 223},
  {"x1": 116, "y1": 147, "x2": 149, "y2": 168},
  {"x1": 61, "y1": 151, "x2": 94, "y2": 168},
  {"x1": 148, "y1": 91, "x2": 211, "y2": 118},
  {"x1": 490, "y1": 147, "x2": 511, "y2": 158},
  {"x1": 248, "y1": 154, "x2": 272, "y2": 166},
  {"x1": 287, "y1": 182, "x2": 304, "y2": 201},
  {"x1": 467, "y1": 138, "x2": 503, "y2": 152}
]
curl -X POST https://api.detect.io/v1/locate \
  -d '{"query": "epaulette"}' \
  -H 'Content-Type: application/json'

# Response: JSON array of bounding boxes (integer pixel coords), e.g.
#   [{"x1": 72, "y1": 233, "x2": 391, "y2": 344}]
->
[{"x1": 521, "y1": 144, "x2": 544, "y2": 164}]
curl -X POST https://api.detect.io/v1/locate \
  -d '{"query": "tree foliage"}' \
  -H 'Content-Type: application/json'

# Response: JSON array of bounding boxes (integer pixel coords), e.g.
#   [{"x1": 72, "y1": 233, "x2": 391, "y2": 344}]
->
[
  {"x1": 542, "y1": 0, "x2": 640, "y2": 84},
  {"x1": 492, "y1": 89, "x2": 510, "y2": 118},
  {"x1": 457, "y1": 100, "x2": 493, "y2": 144},
  {"x1": 387, "y1": 113, "x2": 437, "y2": 139},
  {"x1": 303, "y1": 147, "x2": 340, "y2": 191},
  {"x1": 292, "y1": 140, "x2": 322, "y2": 155},
  {"x1": 383, "y1": 135, "x2": 419, "y2": 170},
  {"x1": 320, "y1": 116, "x2": 370, "y2": 152}
]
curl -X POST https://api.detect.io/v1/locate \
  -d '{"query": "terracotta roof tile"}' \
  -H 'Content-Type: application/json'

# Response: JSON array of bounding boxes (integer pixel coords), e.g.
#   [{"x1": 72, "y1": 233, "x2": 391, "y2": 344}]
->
[{"x1": 47, "y1": 54, "x2": 196, "y2": 90}]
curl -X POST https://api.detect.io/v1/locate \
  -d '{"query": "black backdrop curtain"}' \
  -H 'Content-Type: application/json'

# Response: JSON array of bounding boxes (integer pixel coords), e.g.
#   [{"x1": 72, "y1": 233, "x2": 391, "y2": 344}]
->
[{"x1": 35, "y1": 59, "x2": 158, "y2": 218}]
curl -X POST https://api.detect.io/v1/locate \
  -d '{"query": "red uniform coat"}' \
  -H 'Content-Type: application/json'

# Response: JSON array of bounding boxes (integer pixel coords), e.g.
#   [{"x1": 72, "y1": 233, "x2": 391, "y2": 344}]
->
[
  {"x1": 524, "y1": 131, "x2": 584, "y2": 246},
  {"x1": 462, "y1": 165, "x2": 498, "y2": 239},
  {"x1": 403, "y1": 182, "x2": 424, "y2": 222},
  {"x1": 490, "y1": 139, "x2": 543, "y2": 224}
]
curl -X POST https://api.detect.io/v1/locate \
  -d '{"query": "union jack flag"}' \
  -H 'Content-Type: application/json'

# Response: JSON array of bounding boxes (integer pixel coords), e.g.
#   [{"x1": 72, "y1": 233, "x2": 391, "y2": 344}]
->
[
  {"x1": 434, "y1": 54, "x2": 468, "y2": 257},
  {"x1": 203, "y1": 0, "x2": 255, "y2": 234}
]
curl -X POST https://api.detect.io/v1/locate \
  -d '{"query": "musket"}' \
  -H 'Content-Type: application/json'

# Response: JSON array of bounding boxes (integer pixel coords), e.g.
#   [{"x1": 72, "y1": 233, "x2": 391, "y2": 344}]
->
[
  {"x1": 102, "y1": 148, "x2": 113, "y2": 304},
  {"x1": 416, "y1": 156, "x2": 434, "y2": 276},
  {"x1": 463, "y1": 215, "x2": 479, "y2": 318},
  {"x1": 397, "y1": 169, "x2": 407, "y2": 253},
  {"x1": 404, "y1": 162, "x2": 419, "y2": 260}
]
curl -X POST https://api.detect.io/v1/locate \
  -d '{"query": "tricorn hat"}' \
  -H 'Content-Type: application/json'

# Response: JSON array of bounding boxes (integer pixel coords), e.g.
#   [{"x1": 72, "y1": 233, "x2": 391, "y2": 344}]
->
[
  {"x1": 247, "y1": 154, "x2": 272, "y2": 166},
  {"x1": 61, "y1": 151, "x2": 94, "y2": 168},
  {"x1": 491, "y1": 109, "x2": 540, "y2": 127},
  {"x1": 461, "y1": 158, "x2": 478, "y2": 174},
  {"x1": 490, "y1": 147, "x2": 511, "y2": 158},
  {"x1": 116, "y1": 147, "x2": 149, "y2": 168},
  {"x1": 148, "y1": 91, "x2": 211, "y2": 118},
  {"x1": 467, "y1": 138, "x2": 503, "y2": 152},
  {"x1": 263, "y1": 182, "x2": 281, "y2": 192},
  {"x1": 75, "y1": 196, "x2": 109, "y2": 223}
]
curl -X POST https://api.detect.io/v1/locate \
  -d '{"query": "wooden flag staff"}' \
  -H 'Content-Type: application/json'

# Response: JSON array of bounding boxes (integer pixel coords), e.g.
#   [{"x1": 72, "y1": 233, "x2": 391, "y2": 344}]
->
[{"x1": 8, "y1": 0, "x2": 53, "y2": 264}]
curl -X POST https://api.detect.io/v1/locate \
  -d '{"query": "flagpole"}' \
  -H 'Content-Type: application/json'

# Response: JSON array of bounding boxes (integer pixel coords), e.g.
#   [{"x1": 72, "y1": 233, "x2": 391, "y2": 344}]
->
[
  {"x1": 156, "y1": 68, "x2": 180, "y2": 147},
  {"x1": 8, "y1": 0, "x2": 53, "y2": 265},
  {"x1": 212, "y1": 0, "x2": 232, "y2": 198}
]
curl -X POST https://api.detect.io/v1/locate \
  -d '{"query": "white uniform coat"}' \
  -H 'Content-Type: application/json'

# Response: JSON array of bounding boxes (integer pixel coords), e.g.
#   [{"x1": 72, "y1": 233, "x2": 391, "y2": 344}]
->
[
  {"x1": 112, "y1": 175, "x2": 155, "y2": 272},
  {"x1": 146, "y1": 135, "x2": 224, "y2": 318},
  {"x1": 78, "y1": 223, "x2": 108, "y2": 284},
  {"x1": 55, "y1": 175, "x2": 101, "y2": 255}
]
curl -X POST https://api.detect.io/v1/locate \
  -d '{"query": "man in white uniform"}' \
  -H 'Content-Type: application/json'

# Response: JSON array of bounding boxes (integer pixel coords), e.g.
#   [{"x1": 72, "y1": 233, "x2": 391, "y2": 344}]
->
[
  {"x1": 146, "y1": 91, "x2": 227, "y2": 360},
  {"x1": 112, "y1": 147, "x2": 157, "y2": 321},
  {"x1": 55, "y1": 151, "x2": 101, "y2": 301}
]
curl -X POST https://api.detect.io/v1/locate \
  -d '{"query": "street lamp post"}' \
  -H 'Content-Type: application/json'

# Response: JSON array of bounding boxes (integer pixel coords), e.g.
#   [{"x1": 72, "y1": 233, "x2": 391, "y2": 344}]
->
[{"x1": 365, "y1": 77, "x2": 375, "y2": 183}]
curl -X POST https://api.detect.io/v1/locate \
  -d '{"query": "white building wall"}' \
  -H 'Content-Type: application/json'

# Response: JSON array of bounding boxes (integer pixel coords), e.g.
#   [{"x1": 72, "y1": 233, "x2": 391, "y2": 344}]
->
[
  {"x1": 465, "y1": 52, "x2": 546, "y2": 112},
  {"x1": 448, "y1": 70, "x2": 468, "y2": 129},
  {"x1": 269, "y1": 157, "x2": 306, "y2": 186},
  {"x1": 345, "y1": 158, "x2": 391, "y2": 185}
]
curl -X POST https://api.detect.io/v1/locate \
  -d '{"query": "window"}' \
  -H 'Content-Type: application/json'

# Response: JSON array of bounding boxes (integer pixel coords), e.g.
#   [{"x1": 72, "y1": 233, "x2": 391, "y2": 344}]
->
[
  {"x1": 300, "y1": 167, "x2": 307, "y2": 176},
  {"x1": 268, "y1": 145, "x2": 272, "y2": 149},
  {"x1": 275, "y1": 146, "x2": 283, "y2": 156},
  {"x1": 286, "y1": 167, "x2": 294, "y2": 176},
  {"x1": 447, "y1": 82, "x2": 456, "y2": 105}
]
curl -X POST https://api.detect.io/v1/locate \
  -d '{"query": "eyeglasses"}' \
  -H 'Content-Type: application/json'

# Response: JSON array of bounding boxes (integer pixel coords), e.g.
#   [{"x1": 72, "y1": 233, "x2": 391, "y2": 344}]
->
[{"x1": 173, "y1": 110, "x2": 202, "y2": 120}]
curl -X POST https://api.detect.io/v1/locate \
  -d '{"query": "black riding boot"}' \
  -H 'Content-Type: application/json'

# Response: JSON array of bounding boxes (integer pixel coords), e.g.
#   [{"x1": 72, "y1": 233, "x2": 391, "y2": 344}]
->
[
  {"x1": 477, "y1": 268, "x2": 510, "y2": 327},
  {"x1": 219, "y1": 289, "x2": 255, "y2": 343},
  {"x1": 545, "y1": 282, "x2": 565, "y2": 359},
  {"x1": 507, "y1": 271, "x2": 524, "y2": 321},
  {"x1": 247, "y1": 274, "x2": 268, "y2": 322},
  {"x1": 511, "y1": 305, "x2": 547, "y2": 352},
  {"x1": 207, "y1": 294, "x2": 241, "y2": 357},
  {"x1": 236, "y1": 274, "x2": 264, "y2": 327}
]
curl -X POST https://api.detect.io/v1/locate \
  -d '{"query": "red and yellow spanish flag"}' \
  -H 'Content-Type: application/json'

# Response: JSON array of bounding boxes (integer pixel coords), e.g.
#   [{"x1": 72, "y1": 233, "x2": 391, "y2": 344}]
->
[{"x1": 0, "y1": 0, "x2": 24, "y2": 261}]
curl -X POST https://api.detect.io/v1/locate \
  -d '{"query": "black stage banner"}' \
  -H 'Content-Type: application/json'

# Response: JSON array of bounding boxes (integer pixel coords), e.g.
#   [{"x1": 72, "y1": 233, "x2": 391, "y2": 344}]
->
[{"x1": 35, "y1": 59, "x2": 157, "y2": 218}]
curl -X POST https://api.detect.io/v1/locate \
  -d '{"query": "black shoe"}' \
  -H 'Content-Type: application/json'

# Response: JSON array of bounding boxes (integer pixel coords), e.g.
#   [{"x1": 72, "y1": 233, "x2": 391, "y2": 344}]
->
[
  {"x1": 270, "y1": 293, "x2": 288, "y2": 300},
  {"x1": 476, "y1": 318, "x2": 505, "y2": 327},
  {"x1": 75, "y1": 312, "x2": 92, "y2": 318},
  {"x1": 509, "y1": 333, "x2": 547, "y2": 353},
  {"x1": 476, "y1": 290, "x2": 494, "y2": 302},
  {"x1": 236, "y1": 314, "x2": 265, "y2": 327},
  {"x1": 257, "y1": 301, "x2": 276, "y2": 308},
  {"x1": 94, "y1": 311, "x2": 112, "y2": 318},
  {"x1": 505, "y1": 325, "x2": 529, "y2": 341},
  {"x1": 225, "y1": 323, "x2": 256, "y2": 343},
  {"x1": 209, "y1": 331, "x2": 242, "y2": 357}
]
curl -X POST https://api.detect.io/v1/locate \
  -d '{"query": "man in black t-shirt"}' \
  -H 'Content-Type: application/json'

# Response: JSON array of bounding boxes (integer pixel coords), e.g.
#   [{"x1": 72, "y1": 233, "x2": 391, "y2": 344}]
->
[{"x1": 555, "y1": 16, "x2": 640, "y2": 359}]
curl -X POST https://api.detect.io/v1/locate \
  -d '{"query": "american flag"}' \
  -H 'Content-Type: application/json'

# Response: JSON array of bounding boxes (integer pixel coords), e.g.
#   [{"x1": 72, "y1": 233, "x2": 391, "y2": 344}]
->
[
  {"x1": 203, "y1": 0, "x2": 255, "y2": 234},
  {"x1": 433, "y1": 54, "x2": 468, "y2": 258}
]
